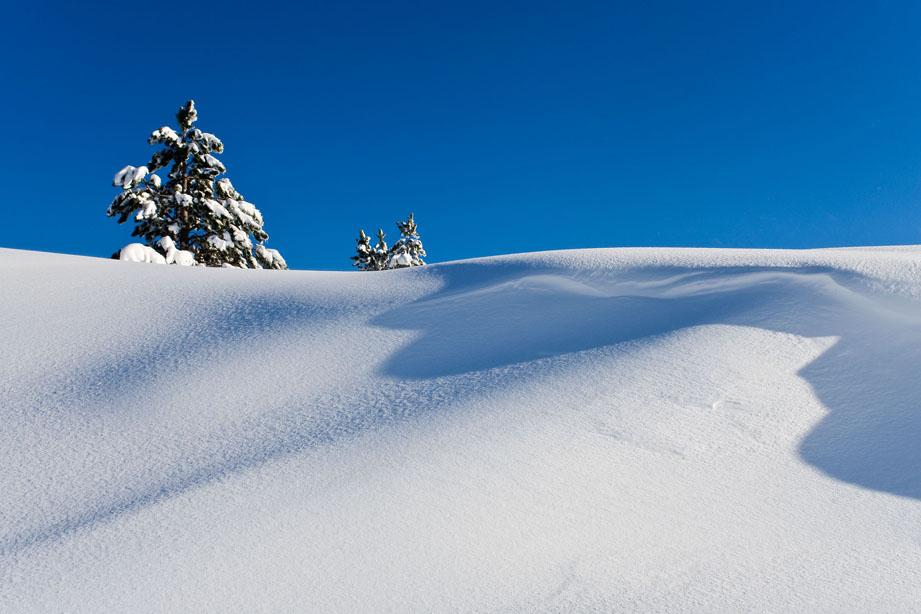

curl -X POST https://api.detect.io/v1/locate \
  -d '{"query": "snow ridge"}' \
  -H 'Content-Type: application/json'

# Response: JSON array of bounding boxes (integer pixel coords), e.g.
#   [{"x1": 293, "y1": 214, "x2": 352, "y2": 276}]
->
[{"x1": 1, "y1": 246, "x2": 920, "y2": 613}]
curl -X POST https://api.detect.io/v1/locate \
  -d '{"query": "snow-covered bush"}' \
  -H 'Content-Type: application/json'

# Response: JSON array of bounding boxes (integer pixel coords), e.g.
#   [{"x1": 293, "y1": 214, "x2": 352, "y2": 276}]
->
[
  {"x1": 351, "y1": 215, "x2": 426, "y2": 271},
  {"x1": 351, "y1": 229, "x2": 372, "y2": 269},
  {"x1": 352, "y1": 228, "x2": 389, "y2": 271},
  {"x1": 107, "y1": 100, "x2": 287, "y2": 269},
  {"x1": 369, "y1": 229, "x2": 391, "y2": 271},
  {"x1": 388, "y1": 213, "x2": 426, "y2": 268}
]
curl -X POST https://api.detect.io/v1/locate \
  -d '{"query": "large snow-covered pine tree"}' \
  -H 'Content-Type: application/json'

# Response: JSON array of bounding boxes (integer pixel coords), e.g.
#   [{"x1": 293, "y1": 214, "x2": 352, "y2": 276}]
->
[
  {"x1": 107, "y1": 100, "x2": 287, "y2": 269},
  {"x1": 388, "y1": 213, "x2": 426, "y2": 268}
]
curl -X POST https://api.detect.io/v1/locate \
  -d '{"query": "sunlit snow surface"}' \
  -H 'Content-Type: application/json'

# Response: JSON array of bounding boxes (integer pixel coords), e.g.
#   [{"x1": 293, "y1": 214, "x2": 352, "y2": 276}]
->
[{"x1": 2, "y1": 246, "x2": 921, "y2": 613}]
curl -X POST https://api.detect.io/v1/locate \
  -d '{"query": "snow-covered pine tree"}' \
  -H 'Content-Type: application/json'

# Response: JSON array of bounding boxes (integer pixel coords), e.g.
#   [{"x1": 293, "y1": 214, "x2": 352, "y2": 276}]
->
[
  {"x1": 351, "y1": 229, "x2": 372, "y2": 270},
  {"x1": 367, "y1": 228, "x2": 390, "y2": 271},
  {"x1": 107, "y1": 100, "x2": 287, "y2": 269},
  {"x1": 388, "y1": 213, "x2": 426, "y2": 268}
]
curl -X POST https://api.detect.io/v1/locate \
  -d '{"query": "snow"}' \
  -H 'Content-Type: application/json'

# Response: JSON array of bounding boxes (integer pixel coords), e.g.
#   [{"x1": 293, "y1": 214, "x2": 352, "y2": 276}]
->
[
  {"x1": 168, "y1": 249, "x2": 196, "y2": 266},
  {"x1": 118, "y1": 242, "x2": 165, "y2": 264},
  {"x1": 255, "y1": 244, "x2": 285, "y2": 268},
  {"x1": 156, "y1": 236, "x2": 176, "y2": 252},
  {"x1": 133, "y1": 192, "x2": 156, "y2": 220},
  {"x1": 232, "y1": 227, "x2": 252, "y2": 248},
  {"x1": 204, "y1": 198, "x2": 231, "y2": 219},
  {"x1": 112, "y1": 165, "x2": 132, "y2": 187},
  {"x1": 228, "y1": 200, "x2": 261, "y2": 227},
  {"x1": 2, "y1": 245, "x2": 921, "y2": 612},
  {"x1": 149, "y1": 126, "x2": 180, "y2": 146},
  {"x1": 200, "y1": 132, "x2": 223, "y2": 152},
  {"x1": 207, "y1": 233, "x2": 231, "y2": 250},
  {"x1": 390, "y1": 251, "x2": 413, "y2": 267},
  {"x1": 157, "y1": 237, "x2": 196, "y2": 266},
  {"x1": 203, "y1": 154, "x2": 225, "y2": 172},
  {"x1": 112, "y1": 165, "x2": 148, "y2": 189},
  {"x1": 215, "y1": 177, "x2": 238, "y2": 198}
]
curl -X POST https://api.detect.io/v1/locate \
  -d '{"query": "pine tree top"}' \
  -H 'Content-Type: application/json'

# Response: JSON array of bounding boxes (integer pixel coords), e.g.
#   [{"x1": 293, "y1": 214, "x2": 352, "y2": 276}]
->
[
  {"x1": 396, "y1": 213, "x2": 419, "y2": 239},
  {"x1": 176, "y1": 100, "x2": 197, "y2": 132}
]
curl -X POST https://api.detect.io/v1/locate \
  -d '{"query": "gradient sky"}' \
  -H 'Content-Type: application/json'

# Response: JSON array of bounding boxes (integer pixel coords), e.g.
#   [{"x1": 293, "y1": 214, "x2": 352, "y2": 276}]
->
[{"x1": 2, "y1": 1, "x2": 920, "y2": 270}]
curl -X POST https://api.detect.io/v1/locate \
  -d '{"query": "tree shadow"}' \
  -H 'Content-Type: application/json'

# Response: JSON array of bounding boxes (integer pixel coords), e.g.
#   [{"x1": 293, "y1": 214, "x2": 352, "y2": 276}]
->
[{"x1": 372, "y1": 260, "x2": 921, "y2": 501}]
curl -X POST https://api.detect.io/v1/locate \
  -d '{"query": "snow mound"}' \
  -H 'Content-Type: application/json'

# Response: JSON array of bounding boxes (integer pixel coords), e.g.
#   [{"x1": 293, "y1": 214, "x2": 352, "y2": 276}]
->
[
  {"x1": 1, "y1": 246, "x2": 921, "y2": 613},
  {"x1": 119, "y1": 242, "x2": 166, "y2": 264},
  {"x1": 120, "y1": 241, "x2": 196, "y2": 266}
]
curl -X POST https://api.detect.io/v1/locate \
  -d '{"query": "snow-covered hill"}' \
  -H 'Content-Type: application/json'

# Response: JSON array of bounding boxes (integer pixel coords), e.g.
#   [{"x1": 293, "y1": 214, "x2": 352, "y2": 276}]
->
[{"x1": 2, "y1": 246, "x2": 921, "y2": 613}]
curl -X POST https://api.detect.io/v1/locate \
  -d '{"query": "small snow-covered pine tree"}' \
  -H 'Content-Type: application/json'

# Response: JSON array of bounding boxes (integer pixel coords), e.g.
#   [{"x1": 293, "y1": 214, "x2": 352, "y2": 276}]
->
[
  {"x1": 351, "y1": 229, "x2": 372, "y2": 270},
  {"x1": 367, "y1": 228, "x2": 390, "y2": 271},
  {"x1": 388, "y1": 213, "x2": 426, "y2": 268},
  {"x1": 107, "y1": 100, "x2": 287, "y2": 269}
]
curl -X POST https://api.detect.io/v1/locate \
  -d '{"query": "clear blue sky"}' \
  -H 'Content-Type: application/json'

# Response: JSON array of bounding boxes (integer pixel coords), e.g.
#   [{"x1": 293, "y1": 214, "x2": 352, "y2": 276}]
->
[{"x1": 2, "y1": 1, "x2": 920, "y2": 270}]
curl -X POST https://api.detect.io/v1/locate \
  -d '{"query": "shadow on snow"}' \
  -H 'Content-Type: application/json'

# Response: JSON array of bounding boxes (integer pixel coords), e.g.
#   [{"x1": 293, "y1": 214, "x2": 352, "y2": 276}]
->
[
  {"x1": 372, "y1": 260, "x2": 921, "y2": 501},
  {"x1": 4, "y1": 259, "x2": 920, "y2": 558}
]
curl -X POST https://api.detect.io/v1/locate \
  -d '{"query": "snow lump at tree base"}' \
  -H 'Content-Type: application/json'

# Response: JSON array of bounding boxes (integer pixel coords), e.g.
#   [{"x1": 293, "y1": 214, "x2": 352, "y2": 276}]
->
[
  {"x1": 118, "y1": 238, "x2": 196, "y2": 266},
  {"x1": 107, "y1": 100, "x2": 287, "y2": 269}
]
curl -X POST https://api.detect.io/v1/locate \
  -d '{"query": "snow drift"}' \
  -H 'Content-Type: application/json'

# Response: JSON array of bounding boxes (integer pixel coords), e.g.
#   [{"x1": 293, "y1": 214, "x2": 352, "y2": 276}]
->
[{"x1": 1, "y1": 246, "x2": 920, "y2": 612}]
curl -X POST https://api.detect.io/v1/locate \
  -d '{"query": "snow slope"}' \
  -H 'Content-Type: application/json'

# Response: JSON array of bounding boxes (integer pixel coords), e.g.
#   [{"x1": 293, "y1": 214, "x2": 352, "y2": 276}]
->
[{"x1": 2, "y1": 246, "x2": 921, "y2": 613}]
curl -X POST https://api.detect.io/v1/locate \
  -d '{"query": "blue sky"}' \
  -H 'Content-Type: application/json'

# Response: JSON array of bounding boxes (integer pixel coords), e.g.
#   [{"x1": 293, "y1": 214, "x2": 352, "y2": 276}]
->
[{"x1": 1, "y1": 1, "x2": 920, "y2": 270}]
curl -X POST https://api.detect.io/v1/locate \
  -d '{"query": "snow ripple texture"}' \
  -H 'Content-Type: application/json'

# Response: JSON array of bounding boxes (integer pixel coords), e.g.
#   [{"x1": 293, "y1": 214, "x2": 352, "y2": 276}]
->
[{"x1": 1, "y1": 246, "x2": 920, "y2": 613}]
